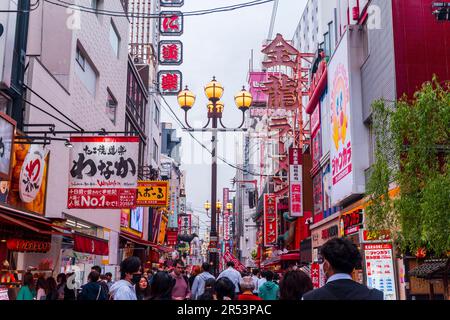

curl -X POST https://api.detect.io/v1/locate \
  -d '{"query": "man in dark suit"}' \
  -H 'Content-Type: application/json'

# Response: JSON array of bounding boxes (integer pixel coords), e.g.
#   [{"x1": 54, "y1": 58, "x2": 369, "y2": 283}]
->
[{"x1": 303, "y1": 238, "x2": 384, "y2": 300}]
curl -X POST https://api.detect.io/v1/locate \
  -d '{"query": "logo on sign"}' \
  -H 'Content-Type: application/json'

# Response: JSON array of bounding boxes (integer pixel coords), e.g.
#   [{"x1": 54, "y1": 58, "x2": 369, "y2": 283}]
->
[{"x1": 19, "y1": 146, "x2": 47, "y2": 203}]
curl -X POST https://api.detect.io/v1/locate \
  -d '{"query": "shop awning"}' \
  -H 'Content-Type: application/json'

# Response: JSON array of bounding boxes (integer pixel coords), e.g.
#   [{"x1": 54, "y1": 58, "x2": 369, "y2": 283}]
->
[
  {"x1": 0, "y1": 205, "x2": 72, "y2": 236},
  {"x1": 120, "y1": 233, "x2": 173, "y2": 253},
  {"x1": 261, "y1": 252, "x2": 300, "y2": 267},
  {"x1": 409, "y1": 259, "x2": 450, "y2": 280},
  {"x1": 73, "y1": 233, "x2": 109, "y2": 256}
]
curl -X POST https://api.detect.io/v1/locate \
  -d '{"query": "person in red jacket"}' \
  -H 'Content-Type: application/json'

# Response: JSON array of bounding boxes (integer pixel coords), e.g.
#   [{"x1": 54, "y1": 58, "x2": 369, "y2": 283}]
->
[{"x1": 237, "y1": 276, "x2": 262, "y2": 301}]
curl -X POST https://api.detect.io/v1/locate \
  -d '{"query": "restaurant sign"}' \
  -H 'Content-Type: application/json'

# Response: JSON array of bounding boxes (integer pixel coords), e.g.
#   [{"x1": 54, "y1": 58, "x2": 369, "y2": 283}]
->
[
  {"x1": 339, "y1": 207, "x2": 363, "y2": 236},
  {"x1": 263, "y1": 194, "x2": 277, "y2": 246},
  {"x1": 7, "y1": 239, "x2": 51, "y2": 253},
  {"x1": 67, "y1": 136, "x2": 139, "y2": 209},
  {"x1": 137, "y1": 180, "x2": 169, "y2": 207},
  {"x1": 289, "y1": 148, "x2": 303, "y2": 217}
]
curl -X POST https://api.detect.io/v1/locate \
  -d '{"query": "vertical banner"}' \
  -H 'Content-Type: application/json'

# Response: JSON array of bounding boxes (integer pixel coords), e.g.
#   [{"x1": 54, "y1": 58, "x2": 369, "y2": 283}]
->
[
  {"x1": 67, "y1": 136, "x2": 139, "y2": 209},
  {"x1": 289, "y1": 148, "x2": 303, "y2": 217},
  {"x1": 263, "y1": 194, "x2": 277, "y2": 246},
  {"x1": 364, "y1": 243, "x2": 397, "y2": 300}
]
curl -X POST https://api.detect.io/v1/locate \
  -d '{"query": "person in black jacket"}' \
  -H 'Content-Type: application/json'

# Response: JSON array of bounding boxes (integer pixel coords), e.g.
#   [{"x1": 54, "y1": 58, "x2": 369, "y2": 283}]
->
[
  {"x1": 302, "y1": 238, "x2": 384, "y2": 300},
  {"x1": 78, "y1": 271, "x2": 108, "y2": 300}
]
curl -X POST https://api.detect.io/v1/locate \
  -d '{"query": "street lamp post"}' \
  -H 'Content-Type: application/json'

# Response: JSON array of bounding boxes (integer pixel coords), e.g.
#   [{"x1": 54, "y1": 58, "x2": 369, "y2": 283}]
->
[{"x1": 178, "y1": 77, "x2": 252, "y2": 277}]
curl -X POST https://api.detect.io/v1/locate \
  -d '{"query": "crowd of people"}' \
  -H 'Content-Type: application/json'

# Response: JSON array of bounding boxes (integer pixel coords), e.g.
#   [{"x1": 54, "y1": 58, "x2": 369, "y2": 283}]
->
[{"x1": 9, "y1": 238, "x2": 384, "y2": 300}]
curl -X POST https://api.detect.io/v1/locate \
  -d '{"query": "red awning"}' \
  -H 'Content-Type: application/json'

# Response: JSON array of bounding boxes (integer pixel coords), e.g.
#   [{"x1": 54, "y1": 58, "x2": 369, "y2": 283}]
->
[
  {"x1": 280, "y1": 253, "x2": 300, "y2": 261},
  {"x1": 120, "y1": 233, "x2": 172, "y2": 253},
  {"x1": 73, "y1": 233, "x2": 109, "y2": 256}
]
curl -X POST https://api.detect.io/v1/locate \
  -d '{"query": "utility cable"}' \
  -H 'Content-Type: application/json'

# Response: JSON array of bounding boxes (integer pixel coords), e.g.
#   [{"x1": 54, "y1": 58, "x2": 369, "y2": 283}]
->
[
  {"x1": 1, "y1": 0, "x2": 41, "y2": 13},
  {"x1": 43, "y1": 0, "x2": 274, "y2": 18}
]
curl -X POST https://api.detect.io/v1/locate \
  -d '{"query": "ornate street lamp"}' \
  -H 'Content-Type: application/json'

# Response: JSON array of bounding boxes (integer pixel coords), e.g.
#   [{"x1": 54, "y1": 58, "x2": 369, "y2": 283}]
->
[
  {"x1": 177, "y1": 77, "x2": 252, "y2": 276},
  {"x1": 204, "y1": 200, "x2": 211, "y2": 217}
]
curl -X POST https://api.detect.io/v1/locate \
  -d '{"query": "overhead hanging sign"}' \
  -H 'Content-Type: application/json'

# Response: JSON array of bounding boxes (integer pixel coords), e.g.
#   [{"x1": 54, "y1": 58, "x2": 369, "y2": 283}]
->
[
  {"x1": 0, "y1": 113, "x2": 15, "y2": 180},
  {"x1": 67, "y1": 136, "x2": 139, "y2": 209},
  {"x1": 159, "y1": 11, "x2": 183, "y2": 36},
  {"x1": 289, "y1": 148, "x2": 303, "y2": 217},
  {"x1": 364, "y1": 243, "x2": 397, "y2": 300},
  {"x1": 73, "y1": 234, "x2": 109, "y2": 256},
  {"x1": 158, "y1": 70, "x2": 182, "y2": 95},
  {"x1": 223, "y1": 251, "x2": 246, "y2": 272},
  {"x1": 19, "y1": 145, "x2": 48, "y2": 203},
  {"x1": 158, "y1": 40, "x2": 183, "y2": 65},
  {"x1": 137, "y1": 180, "x2": 169, "y2": 207},
  {"x1": 263, "y1": 194, "x2": 277, "y2": 246}
]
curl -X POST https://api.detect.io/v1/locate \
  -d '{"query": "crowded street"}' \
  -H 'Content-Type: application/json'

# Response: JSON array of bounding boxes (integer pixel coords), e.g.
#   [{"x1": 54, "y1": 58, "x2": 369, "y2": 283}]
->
[{"x1": 0, "y1": 0, "x2": 449, "y2": 307}]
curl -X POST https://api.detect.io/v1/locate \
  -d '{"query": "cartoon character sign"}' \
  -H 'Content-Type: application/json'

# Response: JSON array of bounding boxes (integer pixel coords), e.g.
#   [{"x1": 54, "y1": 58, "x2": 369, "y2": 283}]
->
[{"x1": 331, "y1": 64, "x2": 349, "y2": 152}]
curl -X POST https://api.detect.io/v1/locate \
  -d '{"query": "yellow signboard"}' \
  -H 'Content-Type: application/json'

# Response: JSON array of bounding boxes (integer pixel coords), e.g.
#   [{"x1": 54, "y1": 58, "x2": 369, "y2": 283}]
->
[
  {"x1": 137, "y1": 180, "x2": 169, "y2": 207},
  {"x1": 157, "y1": 213, "x2": 168, "y2": 245}
]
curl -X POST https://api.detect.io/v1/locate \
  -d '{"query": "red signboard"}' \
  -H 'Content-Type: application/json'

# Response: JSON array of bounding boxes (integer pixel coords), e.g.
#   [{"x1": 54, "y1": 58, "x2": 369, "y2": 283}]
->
[
  {"x1": 158, "y1": 70, "x2": 182, "y2": 95},
  {"x1": 310, "y1": 263, "x2": 321, "y2": 289},
  {"x1": 67, "y1": 136, "x2": 139, "y2": 209},
  {"x1": 73, "y1": 234, "x2": 109, "y2": 256},
  {"x1": 223, "y1": 251, "x2": 246, "y2": 272},
  {"x1": 263, "y1": 194, "x2": 277, "y2": 246},
  {"x1": 289, "y1": 148, "x2": 303, "y2": 217},
  {"x1": 313, "y1": 173, "x2": 323, "y2": 216},
  {"x1": 158, "y1": 40, "x2": 183, "y2": 65},
  {"x1": 223, "y1": 211, "x2": 230, "y2": 242},
  {"x1": 6, "y1": 239, "x2": 51, "y2": 253},
  {"x1": 166, "y1": 229, "x2": 178, "y2": 246},
  {"x1": 339, "y1": 208, "x2": 363, "y2": 236},
  {"x1": 159, "y1": 11, "x2": 183, "y2": 36}
]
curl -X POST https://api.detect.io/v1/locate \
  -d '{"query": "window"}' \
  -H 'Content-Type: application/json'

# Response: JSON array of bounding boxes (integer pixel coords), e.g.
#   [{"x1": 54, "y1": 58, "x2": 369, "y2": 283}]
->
[
  {"x1": 106, "y1": 89, "x2": 117, "y2": 124},
  {"x1": 75, "y1": 44, "x2": 97, "y2": 96},
  {"x1": 154, "y1": 103, "x2": 160, "y2": 125},
  {"x1": 76, "y1": 47, "x2": 85, "y2": 70},
  {"x1": 324, "y1": 31, "x2": 330, "y2": 57},
  {"x1": 109, "y1": 20, "x2": 120, "y2": 58},
  {"x1": 328, "y1": 21, "x2": 335, "y2": 55},
  {"x1": 153, "y1": 139, "x2": 159, "y2": 163}
]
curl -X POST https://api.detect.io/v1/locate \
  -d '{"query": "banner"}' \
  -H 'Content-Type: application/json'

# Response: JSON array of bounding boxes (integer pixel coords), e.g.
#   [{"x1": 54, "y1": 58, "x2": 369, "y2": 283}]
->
[
  {"x1": 289, "y1": 148, "x2": 303, "y2": 217},
  {"x1": 166, "y1": 229, "x2": 178, "y2": 246},
  {"x1": 73, "y1": 234, "x2": 109, "y2": 256},
  {"x1": 263, "y1": 194, "x2": 277, "y2": 246},
  {"x1": 364, "y1": 243, "x2": 397, "y2": 300},
  {"x1": 67, "y1": 136, "x2": 139, "y2": 209},
  {"x1": 137, "y1": 180, "x2": 169, "y2": 207},
  {"x1": 223, "y1": 251, "x2": 246, "y2": 272},
  {"x1": 6, "y1": 239, "x2": 51, "y2": 253}
]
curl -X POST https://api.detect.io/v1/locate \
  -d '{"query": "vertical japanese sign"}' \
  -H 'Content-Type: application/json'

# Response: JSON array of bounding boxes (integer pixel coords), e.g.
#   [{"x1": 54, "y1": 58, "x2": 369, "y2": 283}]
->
[
  {"x1": 263, "y1": 194, "x2": 277, "y2": 246},
  {"x1": 158, "y1": 70, "x2": 182, "y2": 95},
  {"x1": 67, "y1": 136, "x2": 139, "y2": 209},
  {"x1": 0, "y1": 113, "x2": 15, "y2": 180},
  {"x1": 160, "y1": 0, "x2": 184, "y2": 7},
  {"x1": 364, "y1": 243, "x2": 397, "y2": 300},
  {"x1": 159, "y1": 11, "x2": 183, "y2": 36},
  {"x1": 261, "y1": 34, "x2": 300, "y2": 110},
  {"x1": 313, "y1": 173, "x2": 323, "y2": 216},
  {"x1": 158, "y1": 40, "x2": 183, "y2": 65},
  {"x1": 289, "y1": 148, "x2": 303, "y2": 217},
  {"x1": 168, "y1": 184, "x2": 178, "y2": 228},
  {"x1": 178, "y1": 214, "x2": 191, "y2": 235}
]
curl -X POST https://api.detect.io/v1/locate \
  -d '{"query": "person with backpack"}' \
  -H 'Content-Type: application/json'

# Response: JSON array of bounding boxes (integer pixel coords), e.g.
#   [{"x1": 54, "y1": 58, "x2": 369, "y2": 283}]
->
[
  {"x1": 191, "y1": 262, "x2": 215, "y2": 300},
  {"x1": 170, "y1": 260, "x2": 190, "y2": 300},
  {"x1": 302, "y1": 238, "x2": 384, "y2": 300},
  {"x1": 78, "y1": 271, "x2": 108, "y2": 300}
]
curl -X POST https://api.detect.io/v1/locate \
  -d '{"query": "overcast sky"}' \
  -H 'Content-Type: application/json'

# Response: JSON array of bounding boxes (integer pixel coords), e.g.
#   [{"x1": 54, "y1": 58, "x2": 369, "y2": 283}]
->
[{"x1": 160, "y1": 0, "x2": 308, "y2": 237}]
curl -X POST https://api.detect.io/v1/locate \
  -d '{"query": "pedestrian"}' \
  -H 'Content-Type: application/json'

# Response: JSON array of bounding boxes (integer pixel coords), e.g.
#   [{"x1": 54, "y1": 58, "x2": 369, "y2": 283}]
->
[
  {"x1": 64, "y1": 272, "x2": 77, "y2": 300},
  {"x1": 135, "y1": 276, "x2": 152, "y2": 300},
  {"x1": 279, "y1": 270, "x2": 313, "y2": 300},
  {"x1": 237, "y1": 276, "x2": 262, "y2": 301},
  {"x1": 257, "y1": 270, "x2": 267, "y2": 292},
  {"x1": 36, "y1": 276, "x2": 48, "y2": 300},
  {"x1": 56, "y1": 273, "x2": 66, "y2": 300},
  {"x1": 105, "y1": 272, "x2": 114, "y2": 291},
  {"x1": 16, "y1": 272, "x2": 36, "y2": 300},
  {"x1": 91, "y1": 265, "x2": 109, "y2": 297},
  {"x1": 258, "y1": 271, "x2": 279, "y2": 300},
  {"x1": 45, "y1": 276, "x2": 59, "y2": 300},
  {"x1": 149, "y1": 271, "x2": 174, "y2": 300},
  {"x1": 78, "y1": 271, "x2": 108, "y2": 300},
  {"x1": 188, "y1": 265, "x2": 201, "y2": 290},
  {"x1": 251, "y1": 269, "x2": 260, "y2": 295},
  {"x1": 170, "y1": 260, "x2": 191, "y2": 300},
  {"x1": 109, "y1": 256, "x2": 142, "y2": 300},
  {"x1": 302, "y1": 238, "x2": 384, "y2": 300},
  {"x1": 217, "y1": 261, "x2": 243, "y2": 294},
  {"x1": 191, "y1": 262, "x2": 215, "y2": 300},
  {"x1": 214, "y1": 277, "x2": 235, "y2": 300},
  {"x1": 197, "y1": 278, "x2": 215, "y2": 300}
]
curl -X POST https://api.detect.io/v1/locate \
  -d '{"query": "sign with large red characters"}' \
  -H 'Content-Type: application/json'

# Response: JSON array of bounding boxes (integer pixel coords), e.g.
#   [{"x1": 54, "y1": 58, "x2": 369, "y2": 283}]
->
[{"x1": 328, "y1": 27, "x2": 369, "y2": 205}]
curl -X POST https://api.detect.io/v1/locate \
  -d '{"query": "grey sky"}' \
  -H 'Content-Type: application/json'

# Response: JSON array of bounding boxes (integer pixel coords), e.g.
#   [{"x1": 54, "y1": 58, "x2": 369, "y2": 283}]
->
[{"x1": 160, "y1": 0, "x2": 307, "y2": 237}]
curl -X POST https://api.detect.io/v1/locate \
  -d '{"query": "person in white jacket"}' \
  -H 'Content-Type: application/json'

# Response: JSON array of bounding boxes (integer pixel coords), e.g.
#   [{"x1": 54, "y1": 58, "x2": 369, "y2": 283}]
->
[{"x1": 217, "y1": 261, "x2": 243, "y2": 294}]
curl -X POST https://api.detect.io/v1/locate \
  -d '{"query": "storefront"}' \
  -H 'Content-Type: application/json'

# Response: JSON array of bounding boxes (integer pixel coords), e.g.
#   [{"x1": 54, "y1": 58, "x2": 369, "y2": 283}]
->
[
  {"x1": 260, "y1": 251, "x2": 300, "y2": 274},
  {"x1": 310, "y1": 213, "x2": 340, "y2": 263}
]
